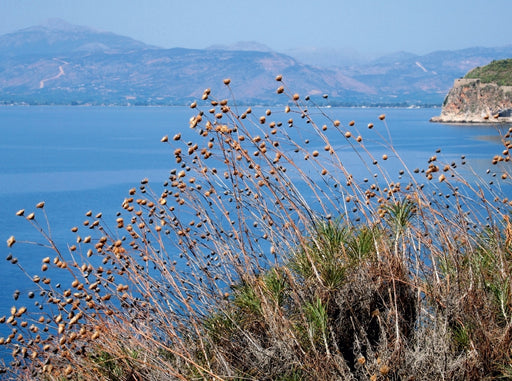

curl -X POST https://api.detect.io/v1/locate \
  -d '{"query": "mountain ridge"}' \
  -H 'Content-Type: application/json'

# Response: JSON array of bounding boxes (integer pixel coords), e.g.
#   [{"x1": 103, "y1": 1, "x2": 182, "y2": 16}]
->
[{"x1": 1, "y1": 20, "x2": 512, "y2": 106}]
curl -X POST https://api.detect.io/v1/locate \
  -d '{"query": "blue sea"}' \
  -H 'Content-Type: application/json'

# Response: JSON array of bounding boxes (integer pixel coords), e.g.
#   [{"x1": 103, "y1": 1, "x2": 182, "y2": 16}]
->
[{"x1": 0, "y1": 105, "x2": 509, "y2": 360}]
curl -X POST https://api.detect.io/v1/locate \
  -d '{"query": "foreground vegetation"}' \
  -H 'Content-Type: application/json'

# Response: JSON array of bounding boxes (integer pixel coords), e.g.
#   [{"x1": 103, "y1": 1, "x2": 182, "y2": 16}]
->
[{"x1": 3, "y1": 78, "x2": 512, "y2": 380}]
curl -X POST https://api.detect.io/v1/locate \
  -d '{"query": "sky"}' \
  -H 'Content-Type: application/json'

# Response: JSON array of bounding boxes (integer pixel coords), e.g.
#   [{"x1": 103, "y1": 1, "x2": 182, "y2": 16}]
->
[{"x1": 1, "y1": 0, "x2": 511, "y2": 58}]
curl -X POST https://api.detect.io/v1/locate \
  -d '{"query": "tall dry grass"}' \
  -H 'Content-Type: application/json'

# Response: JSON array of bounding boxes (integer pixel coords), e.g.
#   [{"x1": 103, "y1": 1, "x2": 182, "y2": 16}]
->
[{"x1": 2, "y1": 77, "x2": 512, "y2": 380}]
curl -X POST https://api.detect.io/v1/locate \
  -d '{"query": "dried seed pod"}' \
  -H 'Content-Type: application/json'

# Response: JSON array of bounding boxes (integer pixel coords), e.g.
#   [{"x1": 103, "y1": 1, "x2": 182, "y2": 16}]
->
[{"x1": 6, "y1": 236, "x2": 15, "y2": 248}]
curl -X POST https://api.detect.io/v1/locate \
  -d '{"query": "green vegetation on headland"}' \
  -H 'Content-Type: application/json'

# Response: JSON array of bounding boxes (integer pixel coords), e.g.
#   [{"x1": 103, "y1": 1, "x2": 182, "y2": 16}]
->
[
  {"x1": 3, "y1": 79, "x2": 512, "y2": 380},
  {"x1": 465, "y1": 58, "x2": 512, "y2": 86}
]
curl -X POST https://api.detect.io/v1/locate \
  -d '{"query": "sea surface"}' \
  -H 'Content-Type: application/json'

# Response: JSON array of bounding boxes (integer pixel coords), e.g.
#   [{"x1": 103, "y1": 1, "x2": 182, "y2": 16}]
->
[{"x1": 0, "y1": 105, "x2": 509, "y2": 358}]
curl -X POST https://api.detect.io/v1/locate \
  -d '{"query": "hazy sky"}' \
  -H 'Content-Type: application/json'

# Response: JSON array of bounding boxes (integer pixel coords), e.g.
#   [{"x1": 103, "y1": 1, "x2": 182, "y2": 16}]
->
[{"x1": 1, "y1": 0, "x2": 510, "y2": 57}]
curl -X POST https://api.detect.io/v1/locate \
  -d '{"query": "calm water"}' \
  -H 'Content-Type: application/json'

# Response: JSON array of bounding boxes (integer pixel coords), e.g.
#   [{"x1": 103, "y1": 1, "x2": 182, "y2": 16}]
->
[{"x1": 0, "y1": 105, "x2": 509, "y2": 357}]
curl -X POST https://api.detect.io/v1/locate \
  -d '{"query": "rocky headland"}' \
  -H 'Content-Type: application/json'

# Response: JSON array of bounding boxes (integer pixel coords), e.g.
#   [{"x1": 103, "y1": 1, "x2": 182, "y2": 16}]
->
[{"x1": 431, "y1": 59, "x2": 512, "y2": 123}]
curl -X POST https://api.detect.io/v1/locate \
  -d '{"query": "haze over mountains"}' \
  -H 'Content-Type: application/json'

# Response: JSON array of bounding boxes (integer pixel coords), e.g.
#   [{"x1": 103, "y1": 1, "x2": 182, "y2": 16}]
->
[{"x1": 1, "y1": 19, "x2": 511, "y2": 106}]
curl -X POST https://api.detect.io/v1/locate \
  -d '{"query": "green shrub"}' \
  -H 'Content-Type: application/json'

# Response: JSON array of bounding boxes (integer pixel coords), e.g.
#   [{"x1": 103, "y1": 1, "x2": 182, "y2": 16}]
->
[{"x1": 465, "y1": 58, "x2": 512, "y2": 86}]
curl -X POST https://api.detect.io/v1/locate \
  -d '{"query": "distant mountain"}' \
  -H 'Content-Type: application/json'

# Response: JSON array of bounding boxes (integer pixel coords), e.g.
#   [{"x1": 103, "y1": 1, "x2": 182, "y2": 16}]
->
[
  {"x1": 1, "y1": 20, "x2": 511, "y2": 106},
  {"x1": 0, "y1": 19, "x2": 153, "y2": 57},
  {"x1": 206, "y1": 41, "x2": 273, "y2": 52},
  {"x1": 341, "y1": 46, "x2": 512, "y2": 104}
]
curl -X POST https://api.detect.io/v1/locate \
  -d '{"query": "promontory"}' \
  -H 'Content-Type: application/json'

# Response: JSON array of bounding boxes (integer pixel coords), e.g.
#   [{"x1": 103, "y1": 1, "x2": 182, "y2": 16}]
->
[{"x1": 431, "y1": 58, "x2": 512, "y2": 123}]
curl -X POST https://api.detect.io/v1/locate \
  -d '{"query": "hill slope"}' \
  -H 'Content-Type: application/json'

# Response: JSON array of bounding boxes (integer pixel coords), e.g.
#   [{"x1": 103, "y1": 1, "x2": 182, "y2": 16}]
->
[
  {"x1": 464, "y1": 58, "x2": 512, "y2": 86},
  {"x1": 1, "y1": 20, "x2": 512, "y2": 106}
]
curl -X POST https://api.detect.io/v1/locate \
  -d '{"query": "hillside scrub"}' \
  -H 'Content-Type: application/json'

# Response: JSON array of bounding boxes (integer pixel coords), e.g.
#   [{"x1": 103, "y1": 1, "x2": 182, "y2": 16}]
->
[
  {"x1": 2, "y1": 78, "x2": 512, "y2": 380},
  {"x1": 465, "y1": 58, "x2": 512, "y2": 86}
]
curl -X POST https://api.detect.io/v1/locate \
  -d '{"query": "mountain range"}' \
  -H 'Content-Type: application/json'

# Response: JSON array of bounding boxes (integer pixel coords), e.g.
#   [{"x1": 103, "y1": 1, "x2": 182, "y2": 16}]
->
[{"x1": 1, "y1": 19, "x2": 511, "y2": 106}]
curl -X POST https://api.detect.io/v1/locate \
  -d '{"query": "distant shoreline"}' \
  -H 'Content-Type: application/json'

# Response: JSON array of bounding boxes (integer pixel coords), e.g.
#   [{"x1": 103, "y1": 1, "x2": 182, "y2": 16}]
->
[
  {"x1": 430, "y1": 115, "x2": 512, "y2": 124},
  {"x1": 0, "y1": 102, "x2": 442, "y2": 109}
]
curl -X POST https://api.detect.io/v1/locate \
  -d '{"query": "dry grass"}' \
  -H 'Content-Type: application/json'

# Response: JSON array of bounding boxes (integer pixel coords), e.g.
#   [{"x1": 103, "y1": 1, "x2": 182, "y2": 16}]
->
[{"x1": 2, "y1": 77, "x2": 512, "y2": 380}]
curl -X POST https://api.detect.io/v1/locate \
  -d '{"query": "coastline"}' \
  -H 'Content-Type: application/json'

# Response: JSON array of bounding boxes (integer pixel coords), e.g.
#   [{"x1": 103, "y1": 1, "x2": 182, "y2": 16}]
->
[{"x1": 430, "y1": 115, "x2": 512, "y2": 124}]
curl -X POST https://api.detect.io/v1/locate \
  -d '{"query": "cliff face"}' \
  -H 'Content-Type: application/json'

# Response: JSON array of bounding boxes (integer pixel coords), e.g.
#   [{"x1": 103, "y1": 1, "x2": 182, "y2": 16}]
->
[{"x1": 431, "y1": 78, "x2": 512, "y2": 123}]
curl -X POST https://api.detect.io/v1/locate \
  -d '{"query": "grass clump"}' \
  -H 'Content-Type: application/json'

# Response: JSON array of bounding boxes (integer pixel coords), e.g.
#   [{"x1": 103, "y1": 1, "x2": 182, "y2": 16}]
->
[{"x1": 2, "y1": 77, "x2": 512, "y2": 380}]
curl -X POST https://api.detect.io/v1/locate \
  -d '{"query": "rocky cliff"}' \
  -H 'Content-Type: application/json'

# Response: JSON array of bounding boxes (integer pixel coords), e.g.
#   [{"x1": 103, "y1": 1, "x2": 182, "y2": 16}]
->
[{"x1": 431, "y1": 78, "x2": 512, "y2": 123}]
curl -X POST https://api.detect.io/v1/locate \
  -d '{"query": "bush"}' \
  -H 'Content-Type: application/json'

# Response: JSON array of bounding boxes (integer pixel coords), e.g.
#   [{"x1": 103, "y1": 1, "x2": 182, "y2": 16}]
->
[
  {"x1": 465, "y1": 58, "x2": 512, "y2": 86},
  {"x1": 2, "y1": 77, "x2": 512, "y2": 380}
]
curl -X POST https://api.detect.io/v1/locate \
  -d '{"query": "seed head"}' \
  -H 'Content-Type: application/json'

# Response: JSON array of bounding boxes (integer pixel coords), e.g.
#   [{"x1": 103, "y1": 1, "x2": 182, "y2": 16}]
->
[
  {"x1": 36, "y1": 201, "x2": 45, "y2": 209},
  {"x1": 223, "y1": 78, "x2": 231, "y2": 85},
  {"x1": 379, "y1": 365, "x2": 390, "y2": 375},
  {"x1": 7, "y1": 236, "x2": 15, "y2": 248},
  {"x1": 379, "y1": 114, "x2": 386, "y2": 120},
  {"x1": 275, "y1": 74, "x2": 283, "y2": 81}
]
